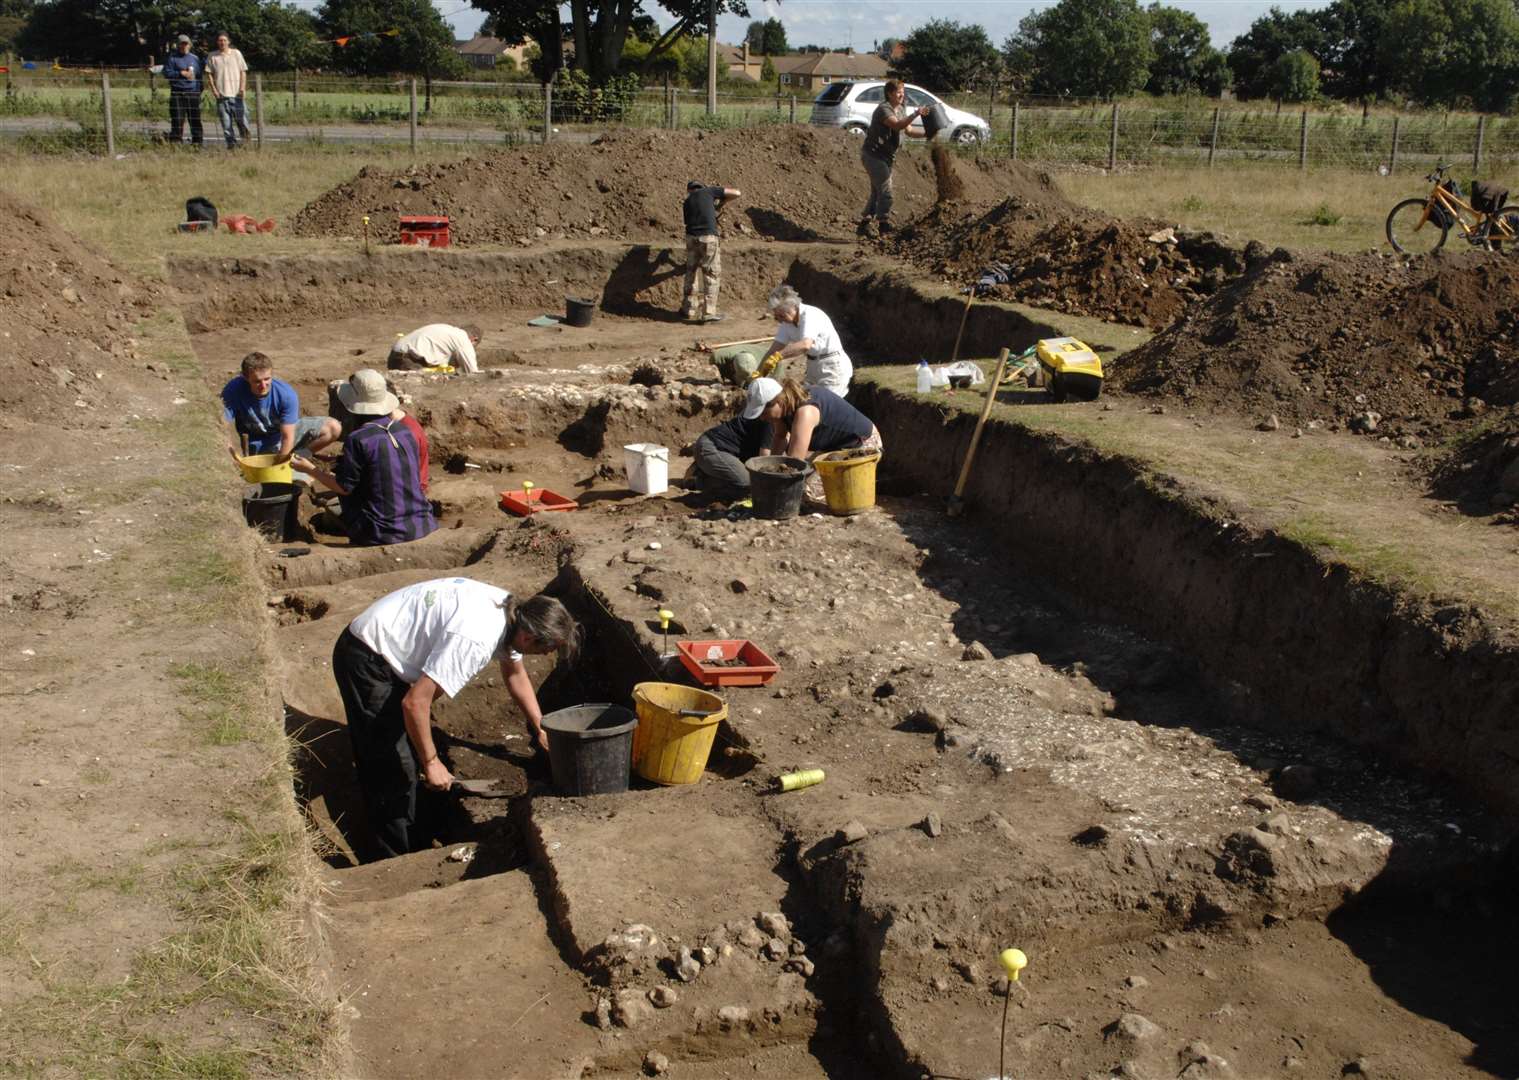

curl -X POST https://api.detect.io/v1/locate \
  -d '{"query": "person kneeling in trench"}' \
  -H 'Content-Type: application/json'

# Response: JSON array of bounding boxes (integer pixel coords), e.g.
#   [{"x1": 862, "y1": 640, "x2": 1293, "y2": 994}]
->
[
  {"x1": 333, "y1": 577, "x2": 581, "y2": 859},
  {"x1": 745, "y1": 376, "x2": 882, "y2": 503}
]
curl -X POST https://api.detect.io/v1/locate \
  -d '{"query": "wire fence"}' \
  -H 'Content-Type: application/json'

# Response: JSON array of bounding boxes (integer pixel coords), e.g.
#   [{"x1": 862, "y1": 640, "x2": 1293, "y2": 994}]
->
[{"x1": 2, "y1": 66, "x2": 1515, "y2": 174}]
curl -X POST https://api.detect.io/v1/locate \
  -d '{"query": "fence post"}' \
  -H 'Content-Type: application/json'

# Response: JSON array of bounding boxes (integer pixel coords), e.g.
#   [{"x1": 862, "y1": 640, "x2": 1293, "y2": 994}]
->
[
  {"x1": 1389, "y1": 115, "x2": 1400, "y2": 173},
  {"x1": 788, "y1": 94, "x2": 795, "y2": 123},
  {"x1": 292, "y1": 69, "x2": 299, "y2": 111},
  {"x1": 1207, "y1": 106, "x2": 1220, "y2": 167},
  {"x1": 1298, "y1": 108, "x2": 1308, "y2": 170},
  {"x1": 254, "y1": 73, "x2": 264, "y2": 150},
  {"x1": 1107, "y1": 102, "x2": 1118, "y2": 170},
  {"x1": 1473, "y1": 114, "x2": 1485, "y2": 172},
  {"x1": 409, "y1": 78, "x2": 418, "y2": 151},
  {"x1": 775, "y1": 85, "x2": 781, "y2": 115},
  {"x1": 543, "y1": 78, "x2": 552, "y2": 143},
  {"x1": 1011, "y1": 100, "x2": 1019, "y2": 160},
  {"x1": 100, "y1": 69, "x2": 114, "y2": 157}
]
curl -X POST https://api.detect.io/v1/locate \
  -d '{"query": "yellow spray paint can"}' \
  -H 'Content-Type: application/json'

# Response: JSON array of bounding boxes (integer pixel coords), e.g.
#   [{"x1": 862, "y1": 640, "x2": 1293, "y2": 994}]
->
[{"x1": 777, "y1": 769, "x2": 825, "y2": 792}]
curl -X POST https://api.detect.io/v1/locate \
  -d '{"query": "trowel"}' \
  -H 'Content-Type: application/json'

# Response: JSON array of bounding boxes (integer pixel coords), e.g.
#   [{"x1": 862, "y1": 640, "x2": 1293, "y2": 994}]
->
[{"x1": 451, "y1": 777, "x2": 512, "y2": 798}]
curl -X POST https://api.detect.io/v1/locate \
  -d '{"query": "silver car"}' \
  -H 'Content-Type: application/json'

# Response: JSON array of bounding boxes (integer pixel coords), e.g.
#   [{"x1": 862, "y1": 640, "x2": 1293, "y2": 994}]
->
[{"x1": 810, "y1": 80, "x2": 992, "y2": 145}]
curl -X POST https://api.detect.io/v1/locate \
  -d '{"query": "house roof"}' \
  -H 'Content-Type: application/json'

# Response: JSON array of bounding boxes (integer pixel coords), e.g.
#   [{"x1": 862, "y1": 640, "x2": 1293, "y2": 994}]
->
[
  {"x1": 772, "y1": 52, "x2": 888, "y2": 78},
  {"x1": 456, "y1": 35, "x2": 510, "y2": 57}
]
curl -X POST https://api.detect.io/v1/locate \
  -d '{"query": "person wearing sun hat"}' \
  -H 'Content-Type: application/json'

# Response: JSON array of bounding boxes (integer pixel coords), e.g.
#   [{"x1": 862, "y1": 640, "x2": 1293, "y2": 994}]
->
[
  {"x1": 743, "y1": 375, "x2": 882, "y2": 502},
  {"x1": 291, "y1": 370, "x2": 436, "y2": 547}
]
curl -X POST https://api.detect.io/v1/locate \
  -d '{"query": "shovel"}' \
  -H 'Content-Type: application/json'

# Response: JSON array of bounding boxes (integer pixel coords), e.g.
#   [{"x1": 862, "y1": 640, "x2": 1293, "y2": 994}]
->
[
  {"x1": 947, "y1": 346, "x2": 1017, "y2": 519},
  {"x1": 452, "y1": 777, "x2": 513, "y2": 798}
]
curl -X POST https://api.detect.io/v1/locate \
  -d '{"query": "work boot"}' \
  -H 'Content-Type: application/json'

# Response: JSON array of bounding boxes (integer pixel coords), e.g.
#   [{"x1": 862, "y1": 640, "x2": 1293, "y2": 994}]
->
[
  {"x1": 877, "y1": 219, "x2": 894, "y2": 235},
  {"x1": 702, "y1": 313, "x2": 726, "y2": 324}
]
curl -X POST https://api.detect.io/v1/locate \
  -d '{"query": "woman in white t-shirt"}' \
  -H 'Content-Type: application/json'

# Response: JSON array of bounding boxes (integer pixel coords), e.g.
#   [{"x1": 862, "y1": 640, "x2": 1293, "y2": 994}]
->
[
  {"x1": 760, "y1": 283, "x2": 853, "y2": 397},
  {"x1": 333, "y1": 577, "x2": 579, "y2": 858}
]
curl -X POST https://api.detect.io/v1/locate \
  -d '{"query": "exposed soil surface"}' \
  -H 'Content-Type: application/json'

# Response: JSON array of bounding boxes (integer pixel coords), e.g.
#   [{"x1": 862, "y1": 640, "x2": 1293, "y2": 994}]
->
[
  {"x1": 0, "y1": 191, "x2": 157, "y2": 425},
  {"x1": 292, "y1": 126, "x2": 1063, "y2": 246},
  {"x1": 882, "y1": 196, "x2": 1245, "y2": 329},
  {"x1": 1110, "y1": 248, "x2": 1519, "y2": 492}
]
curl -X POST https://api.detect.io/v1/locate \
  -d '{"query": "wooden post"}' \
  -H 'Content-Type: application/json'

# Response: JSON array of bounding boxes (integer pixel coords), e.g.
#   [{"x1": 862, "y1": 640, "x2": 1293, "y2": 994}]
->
[
  {"x1": 409, "y1": 78, "x2": 418, "y2": 151},
  {"x1": 292, "y1": 68, "x2": 299, "y2": 111},
  {"x1": 100, "y1": 69, "x2": 114, "y2": 156},
  {"x1": 1207, "y1": 106, "x2": 1220, "y2": 167},
  {"x1": 1011, "y1": 100, "x2": 1019, "y2": 160},
  {"x1": 775, "y1": 85, "x2": 781, "y2": 114},
  {"x1": 543, "y1": 77, "x2": 552, "y2": 143},
  {"x1": 788, "y1": 94, "x2": 795, "y2": 123},
  {"x1": 1473, "y1": 114, "x2": 1485, "y2": 172},
  {"x1": 1389, "y1": 114, "x2": 1400, "y2": 173},
  {"x1": 1298, "y1": 108, "x2": 1308, "y2": 170},
  {"x1": 254, "y1": 73, "x2": 265, "y2": 150},
  {"x1": 1107, "y1": 102, "x2": 1118, "y2": 170},
  {"x1": 705, "y1": 0, "x2": 716, "y2": 116}
]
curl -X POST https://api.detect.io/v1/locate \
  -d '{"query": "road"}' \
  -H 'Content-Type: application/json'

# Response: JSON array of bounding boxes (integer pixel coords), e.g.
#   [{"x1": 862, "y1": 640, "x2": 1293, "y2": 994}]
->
[{"x1": 0, "y1": 115, "x2": 599, "y2": 147}]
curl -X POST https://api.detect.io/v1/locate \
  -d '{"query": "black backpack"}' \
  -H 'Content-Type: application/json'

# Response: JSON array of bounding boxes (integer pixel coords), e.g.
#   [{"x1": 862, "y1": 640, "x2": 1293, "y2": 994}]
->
[
  {"x1": 186, "y1": 196, "x2": 218, "y2": 226},
  {"x1": 1471, "y1": 181, "x2": 1509, "y2": 215}
]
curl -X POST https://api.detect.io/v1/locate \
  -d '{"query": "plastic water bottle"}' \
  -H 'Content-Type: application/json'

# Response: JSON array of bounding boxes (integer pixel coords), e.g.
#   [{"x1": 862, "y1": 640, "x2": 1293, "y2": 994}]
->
[{"x1": 916, "y1": 360, "x2": 932, "y2": 394}]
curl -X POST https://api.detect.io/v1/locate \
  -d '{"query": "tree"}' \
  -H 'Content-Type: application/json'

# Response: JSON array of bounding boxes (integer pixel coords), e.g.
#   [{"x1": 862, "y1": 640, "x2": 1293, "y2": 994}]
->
[
  {"x1": 1269, "y1": 47, "x2": 1319, "y2": 100},
  {"x1": 18, "y1": 0, "x2": 319, "y2": 66},
  {"x1": 1004, "y1": 0, "x2": 1152, "y2": 98},
  {"x1": 1225, "y1": 7, "x2": 1331, "y2": 100},
  {"x1": 317, "y1": 0, "x2": 466, "y2": 109},
  {"x1": 1, "y1": 0, "x2": 33, "y2": 54},
  {"x1": 760, "y1": 54, "x2": 776, "y2": 81},
  {"x1": 900, "y1": 18, "x2": 1000, "y2": 92},
  {"x1": 1314, "y1": 0, "x2": 1393, "y2": 102},
  {"x1": 1145, "y1": 4, "x2": 1227, "y2": 95},
  {"x1": 1380, "y1": 0, "x2": 1519, "y2": 111},
  {"x1": 876, "y1": 36, "x2": 899, "y2": 62},
  {"x1": 744, "y1": 17, "x2": 784, "y2": 54}
]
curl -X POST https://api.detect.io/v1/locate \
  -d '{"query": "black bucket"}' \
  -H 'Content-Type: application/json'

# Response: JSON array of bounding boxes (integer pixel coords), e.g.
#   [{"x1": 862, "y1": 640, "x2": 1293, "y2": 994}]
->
[
  {"x1": 922, "y1": 102, "x2": 951, "y2": 141},
  {"x1": 243, "y1": 482, "x2": 299, "y2": 542},
  {"x1": 745, "y1": 456, "x2": 812, "y2": 520},
  {"x1": 542, "y1": 703, "x2": 638, "y2": 796},
  {"x1": 565, "y1": 296, "x2": 596, "y2": 328}
]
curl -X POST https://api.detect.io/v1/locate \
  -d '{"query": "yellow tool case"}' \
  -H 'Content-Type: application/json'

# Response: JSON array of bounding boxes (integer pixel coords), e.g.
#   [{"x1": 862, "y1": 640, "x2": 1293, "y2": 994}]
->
[{"x1": 1035, "y1": 337, "x2": 1104, "y2": 402}]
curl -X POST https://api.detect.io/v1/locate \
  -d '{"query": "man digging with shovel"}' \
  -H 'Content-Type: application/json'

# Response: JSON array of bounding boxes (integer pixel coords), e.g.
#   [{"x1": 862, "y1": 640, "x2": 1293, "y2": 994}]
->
[
  {"x1": 681, "y1": 179, "x2": 741, "y2": 324},
  {"x1": 332, "y1": 578, "x2": 580, "y2": 859}
]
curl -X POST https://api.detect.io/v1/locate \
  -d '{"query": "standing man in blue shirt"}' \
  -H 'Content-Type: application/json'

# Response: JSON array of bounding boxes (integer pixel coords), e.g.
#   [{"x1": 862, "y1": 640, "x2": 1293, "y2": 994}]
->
[
  {"x1": 220, "y1": 352, "x2": 340, "y2": 465},
  {"x1": 153, "y1": 35, "x2": 204, "y2": 147}
]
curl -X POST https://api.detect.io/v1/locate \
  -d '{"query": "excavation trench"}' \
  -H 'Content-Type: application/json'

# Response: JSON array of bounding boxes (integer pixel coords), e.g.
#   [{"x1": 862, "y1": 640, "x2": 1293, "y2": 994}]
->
[{"x1": 194, "y1": 242, "x2": 1516, "y2": 1079}]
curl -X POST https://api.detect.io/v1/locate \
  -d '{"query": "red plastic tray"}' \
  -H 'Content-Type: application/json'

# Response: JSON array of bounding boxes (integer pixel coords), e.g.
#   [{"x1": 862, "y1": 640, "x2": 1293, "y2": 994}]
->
[
  {"x1": 499, "y1": 488, "x2": 578, "y2": 516},
  {"x1": 677, "y1": 639, "x2": 779, "y2": 687}
]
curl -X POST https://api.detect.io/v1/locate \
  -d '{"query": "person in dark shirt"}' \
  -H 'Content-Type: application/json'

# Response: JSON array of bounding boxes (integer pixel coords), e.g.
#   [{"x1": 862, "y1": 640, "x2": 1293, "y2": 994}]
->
[
  {"x1": 860, "y1": 79, "x2": 929, "y2": 234},
  {"x1": 681, "y1": 179, "x2": 741, "y2": 324},
  {"x1": 687, "y1": 414, "x2": 771, "y2": 499},
  {"x1": 743, "y1": 376, "x2": 883, "y2": 502},
  {"x1": 152, "y1": 35, "x2": 204, "y2": 147},
  {"x1": 292, "y1": 370, "x2": 437, "y2": 548}
]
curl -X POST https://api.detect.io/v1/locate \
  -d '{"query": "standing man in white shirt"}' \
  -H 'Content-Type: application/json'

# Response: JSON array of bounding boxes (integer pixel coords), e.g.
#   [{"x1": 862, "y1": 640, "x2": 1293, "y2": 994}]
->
[
  {"x1": 333, "y1": 577, "x2": 580, "y2": 858},
  {"x1": 760, "y1": 283, "x2": 854, "y2": 398},
  {"x1": 206, "y1": 31, "x2": 250, "y2": 149},
  {"x1": 387, "y1": 323, "x2": 483, "y2": 373}
]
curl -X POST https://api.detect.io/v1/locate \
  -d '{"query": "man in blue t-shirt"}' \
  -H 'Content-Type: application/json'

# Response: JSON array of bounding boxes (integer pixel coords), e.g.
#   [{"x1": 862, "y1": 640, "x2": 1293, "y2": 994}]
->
[
  {"x1": 221, "y1": 351, "x2": 340, "y2": 466},
  {"x1": 152, "y1": 35, "x2": 204, "y2": 147}
]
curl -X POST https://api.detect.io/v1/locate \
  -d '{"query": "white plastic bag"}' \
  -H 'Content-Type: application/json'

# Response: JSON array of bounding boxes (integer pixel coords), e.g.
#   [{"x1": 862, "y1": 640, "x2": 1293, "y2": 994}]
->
[{"x1": 934, "y1": 361, "x2": 985, "y2": 386}]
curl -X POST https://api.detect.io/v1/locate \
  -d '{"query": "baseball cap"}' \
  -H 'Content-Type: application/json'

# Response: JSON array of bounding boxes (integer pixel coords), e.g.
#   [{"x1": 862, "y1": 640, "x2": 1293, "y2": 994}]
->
[
  {"x1": 176, "y1": 34, "x2": 191, "y2": 43},
  {"x1": 337, "y1": 369, "x2": 400, "y2": 417},
  {"x1": 741, "y1": 376, "x2": 782, "y2": 420},
  {"x1": 687, "y1": 180, "x2": 704, "y2": 191}
]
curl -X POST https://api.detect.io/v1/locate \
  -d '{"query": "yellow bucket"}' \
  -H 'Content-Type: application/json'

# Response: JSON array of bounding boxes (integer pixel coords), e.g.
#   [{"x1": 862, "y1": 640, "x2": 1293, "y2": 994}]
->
[
  {"x1": 631, "y1": 682, "x2": 726, "y2": 785},
  {"x1": 237, "y1": 453, "x2": 293, "y2": 484},
  {"x1": 812, "y1": 449, "x2": 881, "y2": 516}
]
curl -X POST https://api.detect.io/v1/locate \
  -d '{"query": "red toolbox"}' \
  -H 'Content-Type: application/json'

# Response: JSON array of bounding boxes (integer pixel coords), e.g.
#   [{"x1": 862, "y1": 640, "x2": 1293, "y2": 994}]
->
[{"x1": 399, "y1": 215, "x2": 450, "y2": 248}]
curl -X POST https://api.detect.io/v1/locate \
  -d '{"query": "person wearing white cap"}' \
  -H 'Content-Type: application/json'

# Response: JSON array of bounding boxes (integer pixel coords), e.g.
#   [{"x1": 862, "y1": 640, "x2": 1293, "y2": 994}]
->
[
  {"x1": 292, "y1": 370, "x2": 436, "y2": 547},
  {"x1": 148, "y1": 35, "x2": 204, "y2": 146},
  {"x1": 761, "y1": 284, "x2": 852, "y2": 397},
  {"x1": 743, "y1": 376, "x2": 882, "y2": 502}
]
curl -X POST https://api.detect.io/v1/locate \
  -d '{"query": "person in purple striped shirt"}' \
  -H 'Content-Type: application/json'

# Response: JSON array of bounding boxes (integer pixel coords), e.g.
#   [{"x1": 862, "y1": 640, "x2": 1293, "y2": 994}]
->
[{"x1": 292, "y1": 370, "x2": 436, "y2": 547}]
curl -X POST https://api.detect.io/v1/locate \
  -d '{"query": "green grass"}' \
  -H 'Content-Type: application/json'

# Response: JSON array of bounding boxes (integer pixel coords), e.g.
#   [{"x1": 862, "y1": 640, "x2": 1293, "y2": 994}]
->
[{"x1": 1302, "y1": 202, "x2": 1343, "y2": 226}]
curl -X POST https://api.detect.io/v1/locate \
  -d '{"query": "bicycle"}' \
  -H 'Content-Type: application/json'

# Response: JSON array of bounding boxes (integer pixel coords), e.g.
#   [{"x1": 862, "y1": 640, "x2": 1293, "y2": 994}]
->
[{"x1": 1385, "y1": 162, "x2": 1518, "y2": 255}]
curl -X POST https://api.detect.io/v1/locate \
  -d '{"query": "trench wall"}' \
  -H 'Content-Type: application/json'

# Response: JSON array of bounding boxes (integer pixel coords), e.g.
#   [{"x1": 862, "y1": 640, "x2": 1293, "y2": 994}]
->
[{"x1": 853, "y1": 381, "x2": 1519, "y2": 828}]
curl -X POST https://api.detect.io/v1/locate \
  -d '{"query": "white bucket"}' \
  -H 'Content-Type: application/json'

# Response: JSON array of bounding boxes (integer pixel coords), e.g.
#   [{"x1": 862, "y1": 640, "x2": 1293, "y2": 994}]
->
[{"x1": 623, "y1": 443, "x2": 670, "y2": 495}]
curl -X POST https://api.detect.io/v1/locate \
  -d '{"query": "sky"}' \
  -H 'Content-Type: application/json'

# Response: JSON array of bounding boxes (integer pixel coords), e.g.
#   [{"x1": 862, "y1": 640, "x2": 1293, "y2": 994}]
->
[{"x1": 433, "y1": 1, "x2": 1327, "y2": 55}]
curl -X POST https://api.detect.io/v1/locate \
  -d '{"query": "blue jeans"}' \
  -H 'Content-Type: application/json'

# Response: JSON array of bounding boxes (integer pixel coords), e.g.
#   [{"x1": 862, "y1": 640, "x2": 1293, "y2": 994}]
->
[{"x1": 217, "y1": 96, "x2": 248, "y2": 148}]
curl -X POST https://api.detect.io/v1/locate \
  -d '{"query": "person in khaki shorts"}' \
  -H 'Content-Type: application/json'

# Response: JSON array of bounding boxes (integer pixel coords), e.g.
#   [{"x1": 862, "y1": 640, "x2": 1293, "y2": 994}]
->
[{"x1": 681, "y1": 179, "x2": 740, "y2": 324}]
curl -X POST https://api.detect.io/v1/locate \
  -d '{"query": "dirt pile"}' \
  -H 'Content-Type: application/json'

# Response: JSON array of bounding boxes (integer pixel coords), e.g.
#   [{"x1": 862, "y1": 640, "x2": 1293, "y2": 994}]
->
[
  {"x1": 0, "y1": 192, "x2": 154, "y2": 426},
  {"x1": 292, "y1": 127, "x2": 1066, "y2": 245},
  {"x1": 928, "y1": 144, "x2": 964, "y2": 204},
  {"x1": 1111, "y1": 249, "x2": 1519, "y2": 445},
  {"x1": 884, "y1": 198, "x2": 1243, "y2": 329}
]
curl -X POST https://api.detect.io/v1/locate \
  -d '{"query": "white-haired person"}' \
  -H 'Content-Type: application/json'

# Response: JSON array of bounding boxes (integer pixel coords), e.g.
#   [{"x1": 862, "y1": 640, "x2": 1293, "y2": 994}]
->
[
  {"x1": 332, "y1": 578, "x2": 580, "y2": 859},
  {"x1": 760, "y1": 283, "x2": 853, "y2": 398},
  {"x1": 743, "y1": 376, "x2": 882, "y2": 503}
]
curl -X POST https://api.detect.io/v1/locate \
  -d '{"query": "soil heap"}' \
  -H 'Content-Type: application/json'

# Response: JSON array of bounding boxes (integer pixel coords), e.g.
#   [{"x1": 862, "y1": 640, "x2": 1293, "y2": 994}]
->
[
  {"x1": 883, "y1": 197, "x2": 1243, "y2": 330},
  {"x1": 0, "y1": 192, "x2": 153, "y2": 427},
  {"x1": 1111, "y1": 248, "x2": 1519, "y2": 446},
  {"x1": 293, "y1": 127, "x2": 1063, "y2": 245}
]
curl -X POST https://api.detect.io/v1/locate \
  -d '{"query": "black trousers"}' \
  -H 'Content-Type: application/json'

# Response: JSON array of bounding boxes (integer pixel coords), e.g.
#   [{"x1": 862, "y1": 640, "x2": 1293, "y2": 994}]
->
[
  {"x1": 169, "y1": 91, "x2": 203, "y2": 145},
  {"x1": 332, "y1": 627, "x2": 445, "y2": 859}
]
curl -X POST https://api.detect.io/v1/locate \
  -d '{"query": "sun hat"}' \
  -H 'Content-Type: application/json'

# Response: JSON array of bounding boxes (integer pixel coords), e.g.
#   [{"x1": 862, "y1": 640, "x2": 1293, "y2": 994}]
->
[
  {"x1": 337, "y1": 369, "x2": 399, "y2": 417},
  {"x1": 176, "y1": 34, "x2": 191, "y2": 43},
  {"x1": 742, "y1": 376, "x2": 782, "y2": 420}
]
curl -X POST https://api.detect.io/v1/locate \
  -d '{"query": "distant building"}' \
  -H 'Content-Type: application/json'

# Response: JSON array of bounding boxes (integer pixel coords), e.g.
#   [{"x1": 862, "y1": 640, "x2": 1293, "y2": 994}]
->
[
  {"x1": 772, "y1": 51, "x2": 888, "y2": 92},
  {"x1": 717, "y1": 42, "x2": 766, "y2": 82},
  {"x1": 454, "y1": 35, "x2": 532, "y2": 70}
]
